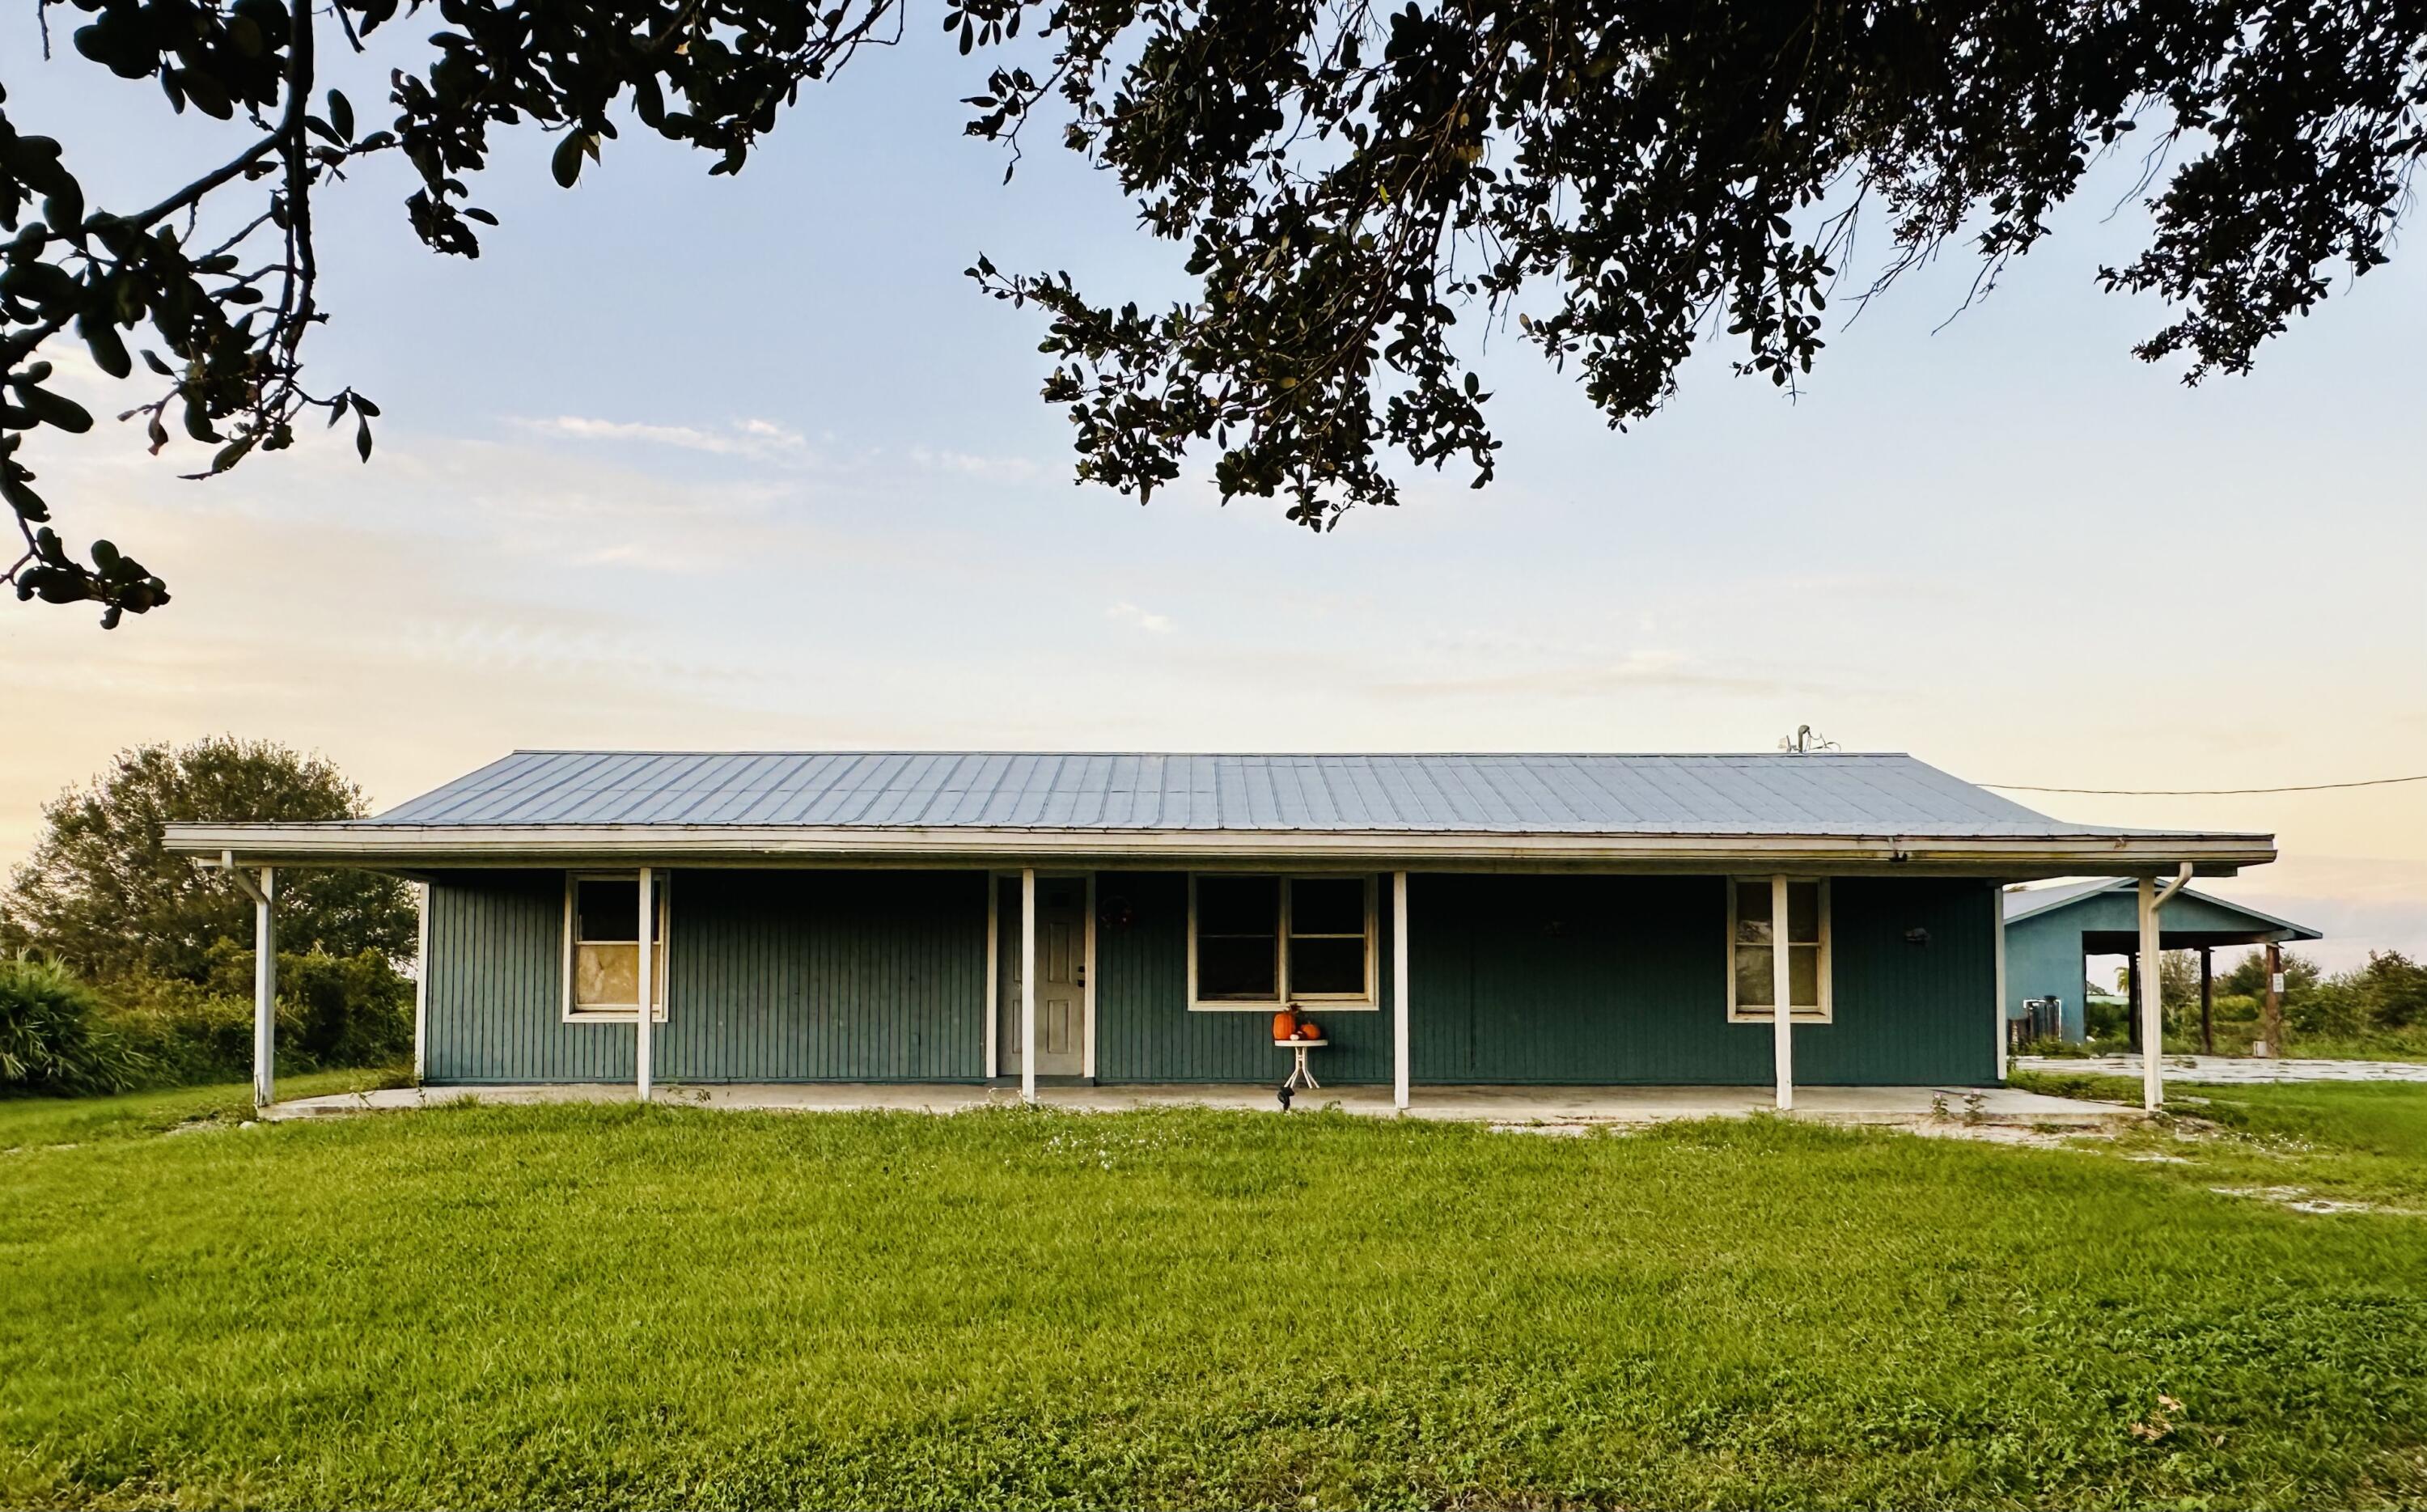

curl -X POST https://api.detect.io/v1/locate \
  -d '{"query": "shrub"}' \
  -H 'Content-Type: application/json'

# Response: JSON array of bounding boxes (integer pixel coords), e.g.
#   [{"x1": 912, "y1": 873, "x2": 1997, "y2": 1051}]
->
[
  {"x1": 101, "y1": 975, "x2": 256, "y2": 1086},
  {"x1": 100, "y1": 946, "x2": 414, "y2": 1087},
  {"x1": 199, "y1": 943, "x2": 413, "y2": 1069},
  {"x1": 0, "y1": 957, "x2": 148, "y2": 1097}
]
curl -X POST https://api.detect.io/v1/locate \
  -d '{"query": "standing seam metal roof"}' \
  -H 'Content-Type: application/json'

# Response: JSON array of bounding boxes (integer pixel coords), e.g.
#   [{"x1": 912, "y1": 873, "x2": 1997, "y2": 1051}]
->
[{"x1": 364, "y1": 752, "x2": 2176, "y2": 837}]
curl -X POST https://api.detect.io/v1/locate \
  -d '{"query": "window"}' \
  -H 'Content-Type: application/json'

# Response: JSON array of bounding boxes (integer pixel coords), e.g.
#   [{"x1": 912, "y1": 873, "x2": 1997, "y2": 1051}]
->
[
  {"x1": 1189, "y1": 875, "x2": 1375, "y2": 1009},
  {"x1": 565, "y1": 873, "x2": 667, "y2": 1020},
  {"x1": 1728, "y1": 877, "x2": 1830, "y2": 1023}
]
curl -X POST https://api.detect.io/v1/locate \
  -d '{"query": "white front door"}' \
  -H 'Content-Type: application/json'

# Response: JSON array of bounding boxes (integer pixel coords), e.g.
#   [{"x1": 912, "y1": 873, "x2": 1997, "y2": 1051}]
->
[{"x1": 1001, "y1": 875, "x2": 1087, "y2": 1077}]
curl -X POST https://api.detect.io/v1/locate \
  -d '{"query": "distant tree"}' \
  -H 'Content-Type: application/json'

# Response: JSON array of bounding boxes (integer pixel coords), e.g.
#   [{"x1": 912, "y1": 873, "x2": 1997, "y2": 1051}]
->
[
  {"x1": 2217, "y1": 947, "x2": 2323, "y2": 998},
  {"x1": 0, "y1": 739, "x2": 414, "y2": 981},
  {"x1": 2339, "y1": 951, "x2": 2427, "y2": 1029},
  {"x1": 4, "y1": 0, "x2": 2422, "y2": 620},
  {"x1": 2158, "y1": 950, "x2": 2200, "y2": 1011}
]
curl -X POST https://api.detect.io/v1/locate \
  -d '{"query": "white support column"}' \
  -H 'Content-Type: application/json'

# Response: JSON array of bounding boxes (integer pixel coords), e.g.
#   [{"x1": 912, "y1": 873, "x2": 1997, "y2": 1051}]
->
[
  {"x1": 1772, "y1": 874, "x2": 1793, "y2": 1112},
  {"x1": 413, "y1": 881, "x2": 430, "y2": 1085},
  {"x1": 983, "y1": 875, "x2": 999, "y2": 1081},
  {"x1": 1082, "y1": 871, "x2": 1097, "y2": 1081},
  {"x1": 253, "y1": 866, "x2": 277, "y2": 1108},
  {"x1": 1993, "y1": 882, "x2": 2009, "y2": 1083},
  {"x1": 2137, "y1": 875, "x2": 2162, "y2": 1112},
  {"x1": 636, "y1": 866, "x2": 654, "y2": 1104},
  {"x1": 1020, "y1": 867, "x2": 1037, "y2": 1105},
  {"x1": 1391, "y1": 870, "x2": 1411, "y2": 1112}
]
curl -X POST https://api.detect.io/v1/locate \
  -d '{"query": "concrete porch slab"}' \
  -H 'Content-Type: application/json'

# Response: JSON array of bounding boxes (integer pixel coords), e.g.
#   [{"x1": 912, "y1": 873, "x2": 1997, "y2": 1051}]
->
[{"x1": 265, "y1": 1081, "x2": 2126, "y2": 1127}]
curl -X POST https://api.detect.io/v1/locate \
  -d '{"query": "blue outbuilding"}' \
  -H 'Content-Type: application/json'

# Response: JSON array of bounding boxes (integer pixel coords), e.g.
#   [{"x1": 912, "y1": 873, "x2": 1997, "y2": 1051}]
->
[{"x1": 2002, "y1": 879, "x2": 2320, "y2": 1048}]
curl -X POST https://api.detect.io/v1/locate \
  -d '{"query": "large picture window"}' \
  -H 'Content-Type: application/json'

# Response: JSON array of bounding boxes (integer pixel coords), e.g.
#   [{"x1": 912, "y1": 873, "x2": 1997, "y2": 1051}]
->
[
  {"x1": 565, "y1": 873, "x2": 668, "y2": 1021},
  {"x1": 1189, "y1": 875, "x2": 1375, "y2": 1009},
  {"x1": 1727, "y1": 876, "x2": 1831, "y2": 1023}
]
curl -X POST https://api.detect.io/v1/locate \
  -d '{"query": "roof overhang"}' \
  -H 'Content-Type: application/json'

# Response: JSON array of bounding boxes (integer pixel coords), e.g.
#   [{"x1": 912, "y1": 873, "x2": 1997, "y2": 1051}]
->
[{"x1": 164, "y1": 822, "x2": 2273, "y2": 879}]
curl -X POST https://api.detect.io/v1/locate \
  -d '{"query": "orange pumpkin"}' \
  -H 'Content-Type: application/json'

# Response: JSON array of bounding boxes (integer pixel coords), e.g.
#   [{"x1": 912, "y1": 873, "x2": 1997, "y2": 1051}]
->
[
  {"x1": 1272, "y1": 1009, "x2": 1299, "y2": 1042},
  {"x1": 1298, "y1": 1021, "x2": 1321, "y2": 1041}
]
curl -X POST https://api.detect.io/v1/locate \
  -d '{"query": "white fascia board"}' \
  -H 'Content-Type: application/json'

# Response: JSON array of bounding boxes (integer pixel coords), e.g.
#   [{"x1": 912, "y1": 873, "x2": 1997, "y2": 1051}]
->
[{"x1": 163, "y1": 822, "x2": 2276, "y2": 875}]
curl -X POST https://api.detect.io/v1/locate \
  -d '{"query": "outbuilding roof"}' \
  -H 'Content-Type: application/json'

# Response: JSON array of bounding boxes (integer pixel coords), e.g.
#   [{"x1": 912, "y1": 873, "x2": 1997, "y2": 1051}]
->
[
  {"x1": 163, "y1": 751, "x2": 2277, "y2": 875},
  {"x1": 2003, "y1": 876, "x2": 2322, "y2": 940}
]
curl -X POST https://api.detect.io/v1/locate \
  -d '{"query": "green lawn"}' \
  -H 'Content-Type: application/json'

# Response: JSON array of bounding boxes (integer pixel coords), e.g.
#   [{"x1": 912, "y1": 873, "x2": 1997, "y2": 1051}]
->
[{"x1": 4, "y1": 1085, "x2": 2425, "y2": 1509}]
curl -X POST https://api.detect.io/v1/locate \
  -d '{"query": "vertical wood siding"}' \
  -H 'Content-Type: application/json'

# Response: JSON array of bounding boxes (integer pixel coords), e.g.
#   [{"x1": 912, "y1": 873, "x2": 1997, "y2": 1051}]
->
[
  {"x1": 1408, "y1": 875, "x2": 1739, "y2": 1083},
  {"x1": 423, "y1": 869, "x2": 985, "y2": 1084},
  {"x1": 1093, "y1": 872, "x2": 1397, "y2": 1084},
  {"x1": 1790, "y1": 879, "x2": 1999, "y2": 1086},
  {"x1": 1407, "y1": 875, "x2": 1997, "y2": 1086},
  {"x1": 424, "y1": 872, "x2": 633, "y2": 1083},
  {"x1": 424, "y1": 867, "x2": 1993, "y2": 1087}
]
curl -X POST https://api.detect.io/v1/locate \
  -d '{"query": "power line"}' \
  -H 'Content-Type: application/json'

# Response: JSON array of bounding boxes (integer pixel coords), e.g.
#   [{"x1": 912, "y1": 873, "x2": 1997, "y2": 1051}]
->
[{"x1": 1982, "y1": 773, "x2": 2427, "y2": 797}]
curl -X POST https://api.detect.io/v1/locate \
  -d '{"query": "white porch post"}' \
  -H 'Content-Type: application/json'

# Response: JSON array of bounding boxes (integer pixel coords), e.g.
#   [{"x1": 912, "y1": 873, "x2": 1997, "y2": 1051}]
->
[
  {"x1": 1020, "y1": 867, "x2": 1037, "y2": 1104},
  {"x1": 636, "y1": 866, "x2": 654, "y2": 1103},
  {"x1": 1772, "y1": 874, "x2": 1794, "y2": 1112},
  {"x1": 253, "y1": 866, "x2": 277, "y2": 1108},
  {"x1": 983, "y1": 875, "x2": 999, "y2": 1080},
  {"x1": 413, "y1": 881, "x2": 430, "y2": 1085},
  {"x1": 1391, "y1": 870, "x2": 1410, "y2": 1112},
  {"x1": 2137, "y1": 875, "x2": 2162, "y2": 1112},
  {"x1": 1993, "y1": 881, "x2": 2009, "y2": 1083}
]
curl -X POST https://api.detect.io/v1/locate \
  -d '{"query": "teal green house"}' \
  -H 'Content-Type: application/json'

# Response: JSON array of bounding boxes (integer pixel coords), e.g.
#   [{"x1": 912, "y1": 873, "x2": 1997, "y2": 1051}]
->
[
  {"x1": 2002, "y1": 879, "x2": 2320, "y2": 1044},
  {"x1": 166, "y1": 752, "x2": 2275, "y2": 1111}
]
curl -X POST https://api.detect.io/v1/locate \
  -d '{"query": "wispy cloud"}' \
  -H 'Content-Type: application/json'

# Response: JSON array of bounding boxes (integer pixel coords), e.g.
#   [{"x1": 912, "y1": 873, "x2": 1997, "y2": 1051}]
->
[
  {"x1": 1378, "y1": 650, "x2": 1812, "y2": 701},
  {"x1": 909, "y1": 446, "x2": 1045, "y2": 484},
  {"x1": 516, "y1": 414, "x2": 815, "y2": 462},
  {"x1": 1107, "y1": 601, "x2": 1175, "y2": 634}
]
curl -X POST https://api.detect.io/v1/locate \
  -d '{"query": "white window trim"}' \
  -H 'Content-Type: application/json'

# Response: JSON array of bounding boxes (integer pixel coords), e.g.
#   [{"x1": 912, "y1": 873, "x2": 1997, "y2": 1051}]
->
[
  {"x1": 1726, "y1": 875, "x2": 1832, "y2": 1024},
  {"x1": 1187, "y1": 873, "x2": 1379, "y2": 1011},
  {"x1": 562, "y1": 870, "x2": 670, "y2": 1023}
]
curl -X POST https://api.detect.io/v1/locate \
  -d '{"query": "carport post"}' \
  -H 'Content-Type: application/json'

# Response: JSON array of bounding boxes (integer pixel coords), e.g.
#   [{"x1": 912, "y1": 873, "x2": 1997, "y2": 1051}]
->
[
  {"x1": 636, "y1": 866, "x2": 654, "y2": 1103},
  {"x1": 2199, "y1": 946, "x2": 2214, "y2": 1054},
  {"x1": 1020, "y1": 867, "x2": 1037, "y2": 1105},
  {"x1": 2260, "y1": 942, "x2": 2283, "y2": 1058},
  {"x1": 1772, "y1": 875, "x2": 1794, "y2": 1112},
  {"x1": 1391, "y1": 870, "x2": 1410, "y2": 1111}
]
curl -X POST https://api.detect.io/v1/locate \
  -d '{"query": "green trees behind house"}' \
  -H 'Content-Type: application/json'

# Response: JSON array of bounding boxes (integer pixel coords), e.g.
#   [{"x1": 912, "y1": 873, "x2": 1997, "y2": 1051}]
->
[{"x1": 0, "y1": 739, "x2": 415, "y2": 1096}]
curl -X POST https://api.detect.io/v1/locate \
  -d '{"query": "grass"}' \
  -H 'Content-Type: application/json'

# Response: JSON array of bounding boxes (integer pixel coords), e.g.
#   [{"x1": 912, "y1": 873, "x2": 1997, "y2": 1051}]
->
[
  {"x1": 4, "y1": 1084, "x2": 2426, "y2": 1509},
  {"x1": 0, "y1": 1065, "x2": 408, "y2": 1150}
]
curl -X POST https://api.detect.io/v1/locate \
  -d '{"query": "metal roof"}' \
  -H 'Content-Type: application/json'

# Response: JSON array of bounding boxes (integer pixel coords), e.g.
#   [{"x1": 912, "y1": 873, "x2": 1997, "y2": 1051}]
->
[{"x1": 366, "y1": 750, "x2": 2150, "y2": 837}]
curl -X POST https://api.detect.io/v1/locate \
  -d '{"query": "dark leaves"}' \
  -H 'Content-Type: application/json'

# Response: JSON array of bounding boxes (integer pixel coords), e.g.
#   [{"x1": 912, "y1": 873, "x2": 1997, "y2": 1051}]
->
[{"x1": 7, "y1": 0, "x2": 2425, "y2": 630}]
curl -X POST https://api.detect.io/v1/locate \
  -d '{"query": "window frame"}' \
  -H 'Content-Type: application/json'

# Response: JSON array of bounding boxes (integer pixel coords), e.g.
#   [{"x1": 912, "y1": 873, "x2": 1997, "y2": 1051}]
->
[
  {"x1": 1725, "y1": 875, "x2": 1832, "y2": 1024},
  {"x1": 562, "y1": 870, "x2": 670, "y2": 1023},
  {"x1": 1187, "y1": 873, "x2": 1379, "y2": 1011}
]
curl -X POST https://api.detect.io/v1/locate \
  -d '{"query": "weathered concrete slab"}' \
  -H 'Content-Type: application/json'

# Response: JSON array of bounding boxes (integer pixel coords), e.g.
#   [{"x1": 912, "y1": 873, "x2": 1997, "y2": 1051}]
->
[
  {"x1": 265, "y1": 1081, "x2": 2125, "y2": 1127},
  {"x1": 2016, "y1": 1055, "x2": 2427, "y2": 1085}
]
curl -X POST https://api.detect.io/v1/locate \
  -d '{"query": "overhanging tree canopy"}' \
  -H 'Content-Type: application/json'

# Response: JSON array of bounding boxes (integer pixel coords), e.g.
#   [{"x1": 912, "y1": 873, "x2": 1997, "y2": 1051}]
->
[{"x1": 4, "y1": 0, "x2": 2421, "y2": 620}]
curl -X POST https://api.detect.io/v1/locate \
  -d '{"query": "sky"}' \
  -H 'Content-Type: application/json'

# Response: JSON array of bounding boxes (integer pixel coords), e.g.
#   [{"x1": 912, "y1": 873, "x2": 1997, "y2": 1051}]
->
[{"x1": 6, "y1": 26, "x2": 2425, "y2": 972}]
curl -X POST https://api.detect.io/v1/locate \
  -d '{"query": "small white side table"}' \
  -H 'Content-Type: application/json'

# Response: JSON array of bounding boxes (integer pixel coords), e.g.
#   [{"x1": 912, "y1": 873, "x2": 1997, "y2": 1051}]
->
[{"x1": 1277, "y1": 1037, "x2": 1328, "y2": 1091}]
